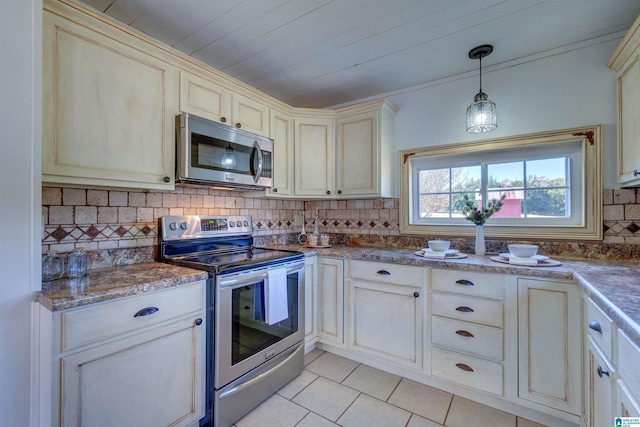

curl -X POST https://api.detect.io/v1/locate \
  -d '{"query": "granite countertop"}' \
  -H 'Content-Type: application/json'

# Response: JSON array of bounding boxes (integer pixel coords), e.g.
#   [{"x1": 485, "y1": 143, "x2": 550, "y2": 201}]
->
[
  {"x1": 37, "y1": 262, "x2": 208, "y2": 312},
  {"x1": 261, "y1": 243, "x2": 640, "y2": 346}
]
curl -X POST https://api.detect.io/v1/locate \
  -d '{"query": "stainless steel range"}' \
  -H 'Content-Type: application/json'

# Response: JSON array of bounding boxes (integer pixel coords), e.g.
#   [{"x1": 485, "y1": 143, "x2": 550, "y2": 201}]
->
[{"x1": 159, "y1": 215, "x2": 305, "y2": 427}]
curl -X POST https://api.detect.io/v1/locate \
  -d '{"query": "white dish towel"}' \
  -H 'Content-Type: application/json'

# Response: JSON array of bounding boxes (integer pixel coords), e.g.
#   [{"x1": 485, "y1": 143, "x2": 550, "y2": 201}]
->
[{"x1": 266, "y1": 268, "x2": 289, "y2": 325}]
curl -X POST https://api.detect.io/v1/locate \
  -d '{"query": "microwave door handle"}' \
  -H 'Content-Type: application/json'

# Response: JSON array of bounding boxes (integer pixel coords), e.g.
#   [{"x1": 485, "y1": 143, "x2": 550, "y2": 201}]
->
[{"x1": 253, "y1": 140, "x2": 263, "y2": 183}]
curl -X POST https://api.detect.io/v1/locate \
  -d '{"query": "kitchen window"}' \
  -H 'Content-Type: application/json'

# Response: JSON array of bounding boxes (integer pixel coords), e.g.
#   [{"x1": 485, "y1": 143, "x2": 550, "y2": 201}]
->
[{"x1": 400, "y1": 126, "x2": 602, "y2": 241}]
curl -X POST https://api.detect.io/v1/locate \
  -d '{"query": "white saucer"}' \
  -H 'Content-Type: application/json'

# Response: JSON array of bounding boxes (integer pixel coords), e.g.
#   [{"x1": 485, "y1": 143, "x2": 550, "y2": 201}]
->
[
  {"x1": 499, "y1": 253, "x2": 549, "y2": 262},
  {"x1": 423, "y1": 248, "x2": 458, "y2": 256}
]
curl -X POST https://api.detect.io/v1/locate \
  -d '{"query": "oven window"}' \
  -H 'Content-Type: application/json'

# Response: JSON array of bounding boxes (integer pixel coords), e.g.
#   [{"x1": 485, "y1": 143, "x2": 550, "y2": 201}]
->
[{"x1": 231, "y1": 272, "x2": 299, "y2": 365}]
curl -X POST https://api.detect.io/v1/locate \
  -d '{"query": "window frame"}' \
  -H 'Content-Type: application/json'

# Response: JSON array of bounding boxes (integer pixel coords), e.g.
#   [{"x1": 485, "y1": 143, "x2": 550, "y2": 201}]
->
[{"x1": 399, "y1": 126, "x2": 602, "y2": 241}]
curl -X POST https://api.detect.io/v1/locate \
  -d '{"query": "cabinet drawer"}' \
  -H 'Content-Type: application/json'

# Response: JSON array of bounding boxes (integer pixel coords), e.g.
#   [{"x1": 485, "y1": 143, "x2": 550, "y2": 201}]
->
[
  {"x1": 431, "y1": 347, "x2": 503, "y2": 396},
  {"x1": 431, "y1": 292, "x2": 503, "y2": 327},
  {"x1": 432, "y1": 269, "x2": 503, "y2": 300},
  {"x1": 348, "y1": 260, "x2": 424, "y2": 287},
  {"x1": 60, "y1": 282, "x2": 204, "y2": 352},
  {"x1": 585, "y1": 298, "x2": 614, "y2": 360},
  {"x1": 431, "y1": 316, "x2": 503, "y2": 361}
]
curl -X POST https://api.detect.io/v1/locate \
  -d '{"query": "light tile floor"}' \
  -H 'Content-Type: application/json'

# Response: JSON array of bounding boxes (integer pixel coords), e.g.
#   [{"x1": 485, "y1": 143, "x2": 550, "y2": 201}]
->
[{"x1": 234, "y1": 349, "x2": 548, "y2": 427}]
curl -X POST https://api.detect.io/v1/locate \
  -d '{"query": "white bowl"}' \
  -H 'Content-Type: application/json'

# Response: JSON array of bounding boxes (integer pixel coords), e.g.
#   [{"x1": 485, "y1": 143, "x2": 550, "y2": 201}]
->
[
  {"x1": 508, "y1": 244, "x2": 538, "y2": 258},
  {"x1": 428, "y1": 240, "x2": 451, "y2": 252}
]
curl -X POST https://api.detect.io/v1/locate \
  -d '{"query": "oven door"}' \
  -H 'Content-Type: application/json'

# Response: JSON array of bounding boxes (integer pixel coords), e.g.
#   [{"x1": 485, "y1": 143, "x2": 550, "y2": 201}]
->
[{"x1": 214, "y1": 261, "x2": 304, "y2": 389}]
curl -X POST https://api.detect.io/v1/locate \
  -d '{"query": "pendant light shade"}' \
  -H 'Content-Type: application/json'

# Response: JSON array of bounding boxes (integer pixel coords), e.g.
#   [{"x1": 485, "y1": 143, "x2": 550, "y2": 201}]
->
[{"x1": 466, "y1": 45, "x2": 497, "y2": 134}]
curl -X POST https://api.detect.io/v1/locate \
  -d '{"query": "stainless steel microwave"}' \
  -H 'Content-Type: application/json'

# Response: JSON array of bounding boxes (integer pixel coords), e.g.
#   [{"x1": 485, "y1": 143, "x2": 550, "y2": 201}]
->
[{"x1": 176, "y1": 113, "x2": 273, "y2": 190}]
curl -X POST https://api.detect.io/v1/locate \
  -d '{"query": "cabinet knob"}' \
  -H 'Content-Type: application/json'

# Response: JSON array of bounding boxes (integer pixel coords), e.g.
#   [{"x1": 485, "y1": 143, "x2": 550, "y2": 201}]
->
[
  {"x1": 133, "y1": 306, "x2": 159, "y2": 317},
  {"x1": 376, "y1": 270, "x2": 391, "y2": 275},
  {"x1": 455, "y1": 330, "x2": 474, "y2": 338},
  {"x1": 163, "y1": 176, "x2": 171, "y2": 183},
  {"x1": 413, "y1": 292, "x2": 420, "y2": 298},
  {"x1": 337, "y1": 190, "x2": 342, "y2": 194},
  {"x1": 236, "y1": 123, "x2": 241, "y2": 128},
  {"x1": 456, "y1": 363, "x2": 474, "y2": 372},
  {"x1": 195, "y1": 318, "x2": 203, "y2": 326},
  {"x1": 272, "y1": 188, "x2": 278, "y2": 193},
  {"x1": 455, "y1": 279, "x2": 474, "y2": 286},
  {"x1": 634, "y1": 170, "x2": 639, "y2": 177},
  {"x1": 588, "y1": 320, "x2": 602, "y2": 334},
  {"x1": 455, "y1": 306, "x2": 474, "y2": 313},
  {"x1": 326, "y1": 190, "x2": 331, "y2": 195},
  {"x1": 597, "y1": 365, "x2": 610, "y2": 378},
  {"x1": 221, "y1": 117, "x2": 227, "y2": 123}
]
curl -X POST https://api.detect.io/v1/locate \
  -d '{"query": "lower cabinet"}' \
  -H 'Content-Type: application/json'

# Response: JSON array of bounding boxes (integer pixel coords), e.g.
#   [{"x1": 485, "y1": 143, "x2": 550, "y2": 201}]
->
[
  {"x1": 304, "y1": 256, "x2": 318, "y2": 347},
  {"x1": 346, "y1": 260, "x2": 425, "y2": 369},
  {"x1": 51, "y1": 282, "x2": 206, "y2": 427},
  {"x1": 585, "y1": 337, "x2": 615, "y2": 427},
  {"x1": 517, "y1": 277, "x2": 581, "y2": 414},
  {"x1": 316, "y1": 257, "x2": 344, "y2": 345},
  {"x1": 616, "y1": 330, "x2": 640, "y2": 417}
]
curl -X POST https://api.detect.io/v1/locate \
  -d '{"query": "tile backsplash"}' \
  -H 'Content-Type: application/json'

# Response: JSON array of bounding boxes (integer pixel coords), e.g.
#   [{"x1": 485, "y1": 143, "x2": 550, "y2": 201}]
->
[{"x1": 42, "y1": 186, "x2": 639, "y2": 262}]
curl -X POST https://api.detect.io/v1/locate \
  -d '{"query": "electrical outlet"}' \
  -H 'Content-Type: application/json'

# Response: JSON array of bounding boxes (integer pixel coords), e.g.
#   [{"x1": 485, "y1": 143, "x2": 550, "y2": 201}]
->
[{"x1": 294, "y1": 213, "x2": 303, "y2": 227}]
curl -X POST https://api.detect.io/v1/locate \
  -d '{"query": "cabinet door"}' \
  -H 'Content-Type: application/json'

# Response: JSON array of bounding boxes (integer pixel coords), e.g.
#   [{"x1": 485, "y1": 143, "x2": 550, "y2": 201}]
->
[
  {"x1": 294, "y1": 118, "x2": 335, "y2": 197},
  {"x1": 317, "y1": 257, "x2": 343, "y2": 345},
  {"x1": 618, "y1": 53, "x2": 640, "y2": 186},
  {"x1": 616, "y1": 380, "x2": 640, "y2": 417},
  {"x1": 304, "y1": 256, "x2": 318, "y2": 345},
  {"x1": 60, "y1": 316, "x2": 204, "y2": 427},
  {"x1": 348, "y1": 279, "x2": 423, "y2": 369},
  {"x1": 42, "y1": 9, "x2": 177, "y2": 190},
  {"x1": 179, "y1": 70, "x2": 232, "y2": 125},
  {"x1": 336, "y1": 111, "x2": 379, "y2": 197},
  {"x1": 269, "y1": 109, "x2": 294, "y2": 196},
  {"x1": 517, "y1": 278, "x2": 581, "y2": 413},
  {"x1": 584, "y1": 337, "x2": 614, "y2": 427},
  {"x1": 232, "y1": 93, "x2": 270, "y2": 137}
]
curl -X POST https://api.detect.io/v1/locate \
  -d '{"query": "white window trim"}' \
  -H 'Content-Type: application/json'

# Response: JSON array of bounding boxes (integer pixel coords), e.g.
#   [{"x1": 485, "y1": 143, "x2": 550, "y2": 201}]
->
[{"x1": 399, "y1": 125, "x2": 602, "y2": 241}]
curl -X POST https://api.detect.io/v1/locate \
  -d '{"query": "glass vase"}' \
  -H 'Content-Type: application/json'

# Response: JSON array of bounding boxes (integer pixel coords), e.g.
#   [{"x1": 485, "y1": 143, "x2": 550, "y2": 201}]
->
[{"x1": 475, "y1": 225, "x2": 486, "y2": 256}]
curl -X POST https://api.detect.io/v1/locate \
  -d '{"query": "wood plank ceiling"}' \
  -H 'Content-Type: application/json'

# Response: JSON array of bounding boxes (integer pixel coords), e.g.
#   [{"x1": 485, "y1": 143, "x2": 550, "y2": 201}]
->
[{"x1": 77, "y1": 0, "x2": 640, "y2": 108}]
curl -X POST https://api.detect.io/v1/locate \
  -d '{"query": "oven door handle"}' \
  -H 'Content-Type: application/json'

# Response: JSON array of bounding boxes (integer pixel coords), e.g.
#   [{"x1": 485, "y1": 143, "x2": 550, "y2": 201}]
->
[
  {"x1": 218, "y1": 345, "x2": 301, "y2": 399},
  {"x1": 218, "y1": 271, "x2": 269, "y2": 288}
]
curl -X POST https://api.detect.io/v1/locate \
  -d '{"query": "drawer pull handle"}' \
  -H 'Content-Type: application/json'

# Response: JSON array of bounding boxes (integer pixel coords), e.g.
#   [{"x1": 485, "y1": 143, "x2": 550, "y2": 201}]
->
[
  {"x1": 455, "y1": 279, "x2": 474, "y2": 286},
  {"x1": 597, "y1": 365, "x2": 610, "y2": 378},
  {"x1": 455, "y1": 306, "x2": 474, "y2": 313},
  {"x1": 134, "y1": 307, "x2": 159, "y2": 317},
  {"x1": 455, "y1": 330, "x2": 474, "y2": 338},
  {"x1": 413, "y1": 292, "x2": 420, "y2": 298},
  {"x1": 456, "y1": 363, "x2": 474, "y2": 372},
  {"x1": 376, "y1": 270, "x2": 391, "y2": 275},
  {"x1": 588, "y1": 320, "x2": 602, "y2": 334}
]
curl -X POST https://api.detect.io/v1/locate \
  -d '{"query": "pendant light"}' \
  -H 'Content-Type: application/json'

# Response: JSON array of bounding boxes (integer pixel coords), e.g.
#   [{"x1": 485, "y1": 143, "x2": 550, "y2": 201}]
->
[
  {"x1": 466, "y1": 44, "x2": 497, "y2": 134},
  {"x1": 221, "y1": 142, "x2": 237, "y2": 169}
]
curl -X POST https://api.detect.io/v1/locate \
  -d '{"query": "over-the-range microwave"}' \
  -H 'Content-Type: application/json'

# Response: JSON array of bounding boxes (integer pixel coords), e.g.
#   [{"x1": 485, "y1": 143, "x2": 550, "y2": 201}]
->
[{"x1": 176, "y1": 113, "x2": 273, "y2": 190}]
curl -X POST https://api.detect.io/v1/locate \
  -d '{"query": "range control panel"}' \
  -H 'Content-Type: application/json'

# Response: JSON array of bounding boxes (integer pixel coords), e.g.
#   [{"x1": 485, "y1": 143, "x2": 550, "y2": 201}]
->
[{"x1": 160, "y1": 215, "x2": 253, "y2": 240}]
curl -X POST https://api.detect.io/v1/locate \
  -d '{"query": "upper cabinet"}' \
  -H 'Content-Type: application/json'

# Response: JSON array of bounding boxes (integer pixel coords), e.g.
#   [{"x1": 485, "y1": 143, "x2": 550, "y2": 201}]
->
[
  {"x1": 294, "y1": 116, "x2": 336, "y2": 197},
  {"x1": 609, "y1": 14, "x2": 640, "y2": 187},
  {"x1": 268, "y1": 108, "x2": 295, "y2": 196},
  {"x1": 336, "y1": 100, "x2": 396, "y2": 198},
  {"x1": 42, "y1": 1, "x2": 178, "y2": 190},
  {"x1": 179, "y1": 70, "x2": 270, "y2": 137}
]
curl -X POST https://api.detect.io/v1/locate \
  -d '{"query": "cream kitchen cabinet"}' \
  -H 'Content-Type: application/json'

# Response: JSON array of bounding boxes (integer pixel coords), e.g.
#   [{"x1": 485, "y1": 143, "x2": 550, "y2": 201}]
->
[
  {"x1": 294, "y1": 117, "x2": 336, "y2": 197},
  {"x1": 51, "y1": 282, "x2": 206, "y2": 427},
  {"x1": 609, "y1": 14, "x2": 640, "y2": 187},
  {"x1": 304, "y1": 256, "x2": 318, "y2": 349},
  {"x1": 430, "y1": 269, "x2": 507, "y2": 396},
  {"x1": 268, "y1": 108, "x2": 295, "y2": 196},
  {"x1": 517, "y1": 277, "x2": 581, "y2": 415},
  {"x1": 583, "y1": 297, "x2": 616, "y2": 427},
  {"x1": 179, "y1": 70, "x2": 270, "y2": 137},
  {"x1": 345, "y1": 260, "x2": 425, "y2": 369},
  {"x1": 335, "y1": 100, "x2": 396, "y2": 198},
  {"x1": 42, "y1": 1, "x2": 178, "y2": 191},
  {"x1": 616, "y1": 330, "x2": 640, "y2": 417},
  {"x1": 316, "y1": 257, "x2": 344, "y2": 345}
]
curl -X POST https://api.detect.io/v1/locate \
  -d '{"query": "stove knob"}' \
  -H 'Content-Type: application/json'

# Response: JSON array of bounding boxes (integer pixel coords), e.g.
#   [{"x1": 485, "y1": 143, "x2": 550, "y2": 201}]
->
[
  {"x1": 236, "y1": 221, "x2": 242, "y2": 227},
  {"x1": 180, "y1": 222, "x2": 188, "y2": 230},
  {"x1": 244, "y1": 221, "x2": 249, "y2": 227},
  {"x1": 169, "y1": 222, "x2": 177, "y2": 230},
  {"x1": 229, "y1": 221, "x2": 235, "y2": 227}
]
